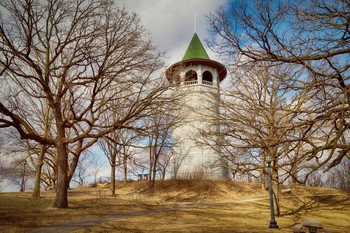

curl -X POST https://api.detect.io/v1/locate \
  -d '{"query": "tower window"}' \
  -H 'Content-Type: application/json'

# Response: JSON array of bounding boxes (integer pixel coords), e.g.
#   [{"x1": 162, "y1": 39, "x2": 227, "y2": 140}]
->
[
  {"x1": 185, "y1": 70, "x2": 197, "y2": 81},
  {"x1": 202, "y1": 71, "x2": 213, "y2": 82}
]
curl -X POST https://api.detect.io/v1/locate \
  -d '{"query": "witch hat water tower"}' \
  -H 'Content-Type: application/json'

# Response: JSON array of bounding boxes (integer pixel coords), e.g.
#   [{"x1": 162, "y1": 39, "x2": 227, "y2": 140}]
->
[{"x1": 166, "y1": 33, "x2": 227, "y2": 179}]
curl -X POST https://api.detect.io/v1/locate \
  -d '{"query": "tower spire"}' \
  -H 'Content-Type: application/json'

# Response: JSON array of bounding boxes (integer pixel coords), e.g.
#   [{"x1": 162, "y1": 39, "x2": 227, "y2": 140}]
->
[
  {"x1": 166, "y1": 33, "x2": 227, "y2": 83},
  {"x1": 182, "y1": 33, "x2": 210, "y2": 61}
]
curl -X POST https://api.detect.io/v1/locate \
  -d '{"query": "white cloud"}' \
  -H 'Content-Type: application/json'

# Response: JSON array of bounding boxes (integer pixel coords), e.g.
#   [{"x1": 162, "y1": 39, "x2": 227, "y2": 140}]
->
[{"x1": 116, "y1": 0, "x2": 227, "y2": 66}]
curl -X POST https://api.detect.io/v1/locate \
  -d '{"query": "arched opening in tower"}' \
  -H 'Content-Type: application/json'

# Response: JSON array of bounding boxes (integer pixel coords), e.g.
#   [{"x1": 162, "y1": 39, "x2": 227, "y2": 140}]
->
[
  {"x1": 185, "y1": 70, "x2": 197, "y2": 82},
  {"x1": 202, "y1": 71, "x2": 213, "y2": 83}
]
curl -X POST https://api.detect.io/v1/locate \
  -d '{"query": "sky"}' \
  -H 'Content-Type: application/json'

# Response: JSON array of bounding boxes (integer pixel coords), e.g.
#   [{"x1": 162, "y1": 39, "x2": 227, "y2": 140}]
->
[{"x1": 117, "y1": 0, "x2": 228, "y2": 66}]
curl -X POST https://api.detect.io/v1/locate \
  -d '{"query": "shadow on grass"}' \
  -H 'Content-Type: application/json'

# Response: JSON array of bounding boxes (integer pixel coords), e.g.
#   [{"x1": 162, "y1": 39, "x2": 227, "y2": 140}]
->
[
  {"x1": 279, "y1": 194, "x2": 350, "y2": 232},
  {"x1": 235, "y1": 194, "x2": 349, "y2": 232},
  {"x1": 281, "y1": 195, "x2": 348, "y2": 217}
]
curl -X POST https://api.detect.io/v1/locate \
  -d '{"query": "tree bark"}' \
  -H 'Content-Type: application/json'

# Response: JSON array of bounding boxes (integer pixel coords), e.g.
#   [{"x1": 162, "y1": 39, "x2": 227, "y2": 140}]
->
[
  {"x1": 291, "y1": 160, "x2": 298, "y2": 186},
  {"x1": 33, "y1": 105, "x2": 51, "y2": 198},
  {"x1": 151, "y1": 162, "x2": 157, "y2": 192},
  {"x1": 32, "y1": 145, "x2": 47, "y2": 198},
  {"x1": 261, "y1": 169, "x2": 267, "y2": 192},
  {"x1": 272, "y1": 159, "x2": 280, "y2": 217},
  {"x1": 53, "y1": 115, "x2": 68, "y2": 208},
  {"x1": 111, "y1": 156, "x2": 116, "y2": 196},
  {"x1": 261, "y1": 157, "x2": 267, "y2": 192},
  {"x1": 53, "y1": 145, "x2": 68, "y2": 208},
  {"x1": 67, "y1": 154, "x2": 79, "y2": 188},
  {"x1": 149, "y1": 143, "x2": 153, "y2": 183},
  {"x1": 123, "y1": 151, "x2": 127, "y2": 183}
]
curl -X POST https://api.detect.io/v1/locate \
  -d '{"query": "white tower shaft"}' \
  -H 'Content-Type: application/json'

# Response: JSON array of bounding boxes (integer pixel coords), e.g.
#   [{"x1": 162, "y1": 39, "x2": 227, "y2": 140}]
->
[{"x1": 166, "y1": 33, "x2": 227, "y2": 179}]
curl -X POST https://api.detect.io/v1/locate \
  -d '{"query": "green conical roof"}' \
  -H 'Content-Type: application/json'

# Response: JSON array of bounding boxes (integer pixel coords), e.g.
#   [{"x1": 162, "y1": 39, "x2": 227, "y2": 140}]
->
[{"x1": 182, "y1": 33, "x2": 210, "y2": 61}]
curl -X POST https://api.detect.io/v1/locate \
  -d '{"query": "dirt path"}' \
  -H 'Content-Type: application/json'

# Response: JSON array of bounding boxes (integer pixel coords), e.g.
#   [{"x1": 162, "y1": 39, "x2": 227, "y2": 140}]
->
[{"x1": 29, "y1": 197, "x2": 268, "y2": 233}]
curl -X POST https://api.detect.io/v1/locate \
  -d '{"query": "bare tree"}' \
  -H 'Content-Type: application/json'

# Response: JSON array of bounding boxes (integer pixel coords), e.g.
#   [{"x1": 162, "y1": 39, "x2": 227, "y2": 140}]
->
[
  {"x1": 208, "y1": 0, "x2": 350, "y2": 175},
  {"x1": 279, "y1": 137, "x2": 309, "y2": 186},
  {"x1": 71, "y1": 152, "x2": 90, "y2": 187},
  {"x1": 118, "y1": 130, "x2": 139, "y2": 183},
  {"x1": 324, "y1": 159, "x2": 350, "y2": 192},
  {"x1": 144, "y1": 104, "x2": 173, "y2": 192},
  {"x1": 171, "y1": 146, "x2": 191, "y2": 180},
  {"x1": 0, "y1": 0, "x2": 167, "y2": 208},
  {"x1": 209, "y1": 65, "x2": 311, "y2": 216},
  {"x1": 41, "y1": 148, "x2": 57, "y2": 189},
  {"x1": 98, "y1": 132, "x2": 121, "y2": 195},
  {"x1": 2, "y1": 151, "x2": 31, "y2": 192},
  {"x1": 157, "y1": 149, "x2": 173, "y2": 180},
  {"x1": 88, "y1": 155, "x2": 104, "y2": 185},
  {"x1": 30, "y1": 100, "x2": 53, "y2": 198},
  {"x1": 99, "y1": 126, "x2": 138, "y2": 196}
]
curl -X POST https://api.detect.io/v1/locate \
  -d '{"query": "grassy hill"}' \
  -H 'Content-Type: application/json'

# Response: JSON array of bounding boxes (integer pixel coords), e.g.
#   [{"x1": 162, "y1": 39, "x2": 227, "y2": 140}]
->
[
  {"x1": 79, "y1": 179, "x2": 345, "y2": 202},
  {"x1": 0, "y1": 180, "x2": 349, "y2": 233}
]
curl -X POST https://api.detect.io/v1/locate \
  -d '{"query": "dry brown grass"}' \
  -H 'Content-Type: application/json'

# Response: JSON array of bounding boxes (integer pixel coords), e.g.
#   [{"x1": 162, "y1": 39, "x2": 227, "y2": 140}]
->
[
  {"x1": 0, "y1": 180, "x2": 348, "y2": 233},
  {"x1": 112, "y1": 179, "x2": 267, "y2": 204},
  {"x1": 73, "y1": 195, "x2": 350, "y2": 233}
]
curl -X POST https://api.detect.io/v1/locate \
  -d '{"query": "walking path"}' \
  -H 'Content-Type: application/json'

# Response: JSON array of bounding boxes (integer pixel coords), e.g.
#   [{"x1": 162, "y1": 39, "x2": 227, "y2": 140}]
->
[{"x1": 30, "y1": 197, "x2": 268, "y2": 233}]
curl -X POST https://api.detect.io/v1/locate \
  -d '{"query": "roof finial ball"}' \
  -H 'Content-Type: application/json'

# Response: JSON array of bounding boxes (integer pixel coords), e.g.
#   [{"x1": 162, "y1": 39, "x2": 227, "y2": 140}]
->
[{"x1": 166, "y1": 33, "x2": 227, "y2": 179}]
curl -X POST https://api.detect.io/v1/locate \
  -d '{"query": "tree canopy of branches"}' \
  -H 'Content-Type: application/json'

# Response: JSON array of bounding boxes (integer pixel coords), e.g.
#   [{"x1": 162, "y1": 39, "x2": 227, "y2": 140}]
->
[
  {"x1": 218, "y1": 66, "x2": 316, "y2": 215},
  {"x1": 208, "y1": 0, "x2": 350, "y2": 177},
  {"x1": 0, "y1": 0, "x2": 167, "y2": 208}
]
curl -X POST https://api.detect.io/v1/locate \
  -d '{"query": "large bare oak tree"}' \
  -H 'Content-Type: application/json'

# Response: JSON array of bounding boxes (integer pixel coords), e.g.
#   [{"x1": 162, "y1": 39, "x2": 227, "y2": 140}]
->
[
  {"x1": 208, "y1": 0, "x2": 350, "y2": 180},
  {"x1": 0, "y1": 0, "x2": 167, "y2": 208}
]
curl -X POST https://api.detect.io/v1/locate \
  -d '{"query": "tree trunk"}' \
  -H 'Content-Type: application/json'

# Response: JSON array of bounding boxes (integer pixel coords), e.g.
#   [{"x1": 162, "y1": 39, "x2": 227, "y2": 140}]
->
[
  {"x1": 32, "y1": 145, "x2": 47, "y2": 198},
  {"x1": 149, "y1": 144, "x2": 153, "y2": 182},
  {"x1": 291, "y1": 161, "x2": 298, "y2": 186},
  {"x1": 53, "y1": 142, "x2": 68, "y2": 208},
  {"x1": 261, "y1": 170, "x2": 267, "y2": 191},
  {"x1": 162, "y1": 168, "x2": 166, "y2": 180},
  {"x1": 148, "y1": 163, "x2": 153, "y2": 182},
  {"x1": 33, "y1": 106, "x2": 51, "y2": 198},
  {"x1": 272, "y1": 159, "x2": 280, "y2": 217},
  {"x1": 261, "y1": 158, "x2": 267, "y2": 192},
  {"x1": 151, "y1": 162, "x2": 157, "y2": 192},
  {"x1": 67, "y1": 140, "x2": 83, "y2": 186},
  {"x1": 111, "y1": 156, "x2": 116, "y2": 196},
  {"x1": 123, "y1": 152, "x2": 127, "y2": 183},
  {"x1": 67, "y1": 154, "x2": 79, "y2": 188},
  {"x1": 53, "y1": 117, "x2": 68, "y2": 208}
]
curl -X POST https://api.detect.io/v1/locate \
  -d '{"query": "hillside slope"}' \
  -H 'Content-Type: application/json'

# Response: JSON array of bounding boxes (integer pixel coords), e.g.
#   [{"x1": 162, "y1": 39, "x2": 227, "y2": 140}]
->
[{"x1": 75, "y1": 179, "x2": 346, "y2": 204}]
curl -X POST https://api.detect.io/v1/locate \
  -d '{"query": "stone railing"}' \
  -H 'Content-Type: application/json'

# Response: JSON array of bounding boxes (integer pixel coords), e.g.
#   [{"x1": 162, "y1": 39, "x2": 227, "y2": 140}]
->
[
  {"x1": 184, "y1": 80, "x2": 214, "y2": 86},
  {"x1": 202, "y1": 80, "x2": 213, "y2": 86},
  {"x1": 184, "y1": 80, "x2": 198, "y2": 85}
]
